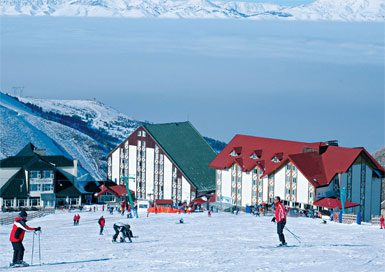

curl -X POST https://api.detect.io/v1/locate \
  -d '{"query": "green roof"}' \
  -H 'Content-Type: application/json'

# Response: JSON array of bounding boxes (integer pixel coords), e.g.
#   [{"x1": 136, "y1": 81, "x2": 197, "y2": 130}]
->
[
  {"x1": 0, "y1": 169, "x2": 28, "y2": 198},
  {"x1": 1, "y1": 143, "x2": 73, "y2": 168},
  {"x1": 143, "y1": 122, "x2": 216, "y2": 192}
]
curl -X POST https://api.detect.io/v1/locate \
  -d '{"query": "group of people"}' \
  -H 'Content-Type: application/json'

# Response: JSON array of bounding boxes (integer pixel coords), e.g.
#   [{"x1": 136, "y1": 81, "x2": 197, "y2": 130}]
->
[{"x1": 73, "y1": 214, "x2": 81, "y2": 225}]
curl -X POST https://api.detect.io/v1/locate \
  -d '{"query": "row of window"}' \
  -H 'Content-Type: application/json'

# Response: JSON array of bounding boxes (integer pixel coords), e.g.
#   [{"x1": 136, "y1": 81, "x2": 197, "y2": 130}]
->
[
  {"x1": 137, "y1": 130, "x2": 147, "y2": 137},
  {"x1": 3, "y1": 198, "x2": 41, "y2": 207},
  {"x1": 30, "y1": 184, "x2": 54, "y2": 192},
  {"x1": 30, "y1": 170, "x2": 54, "y2": 179}
]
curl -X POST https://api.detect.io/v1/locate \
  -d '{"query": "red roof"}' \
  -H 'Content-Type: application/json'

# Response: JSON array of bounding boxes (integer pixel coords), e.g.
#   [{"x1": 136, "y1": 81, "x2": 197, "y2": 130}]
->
[
  {"x1": 209, "y1": 134, "x2": 384, "y2": 188},
  {"x1": 314, "y1": 198, "x2": 360, "y2": 209},
  {"x1": 95, "y1": 185, "x2": 135, "y2": 198},
  {"x1": 156, "y1": 199, "x2": 173, "y2": 205},
  {"x1": 192, "y1": 198, "x2": 206, "y2": 205},
  {"x1": 289, "y1": 146, "x2": 384, "y2": 187},
  {"x1": 209, "y1": 134, "x2": 321, "y2": 175}
]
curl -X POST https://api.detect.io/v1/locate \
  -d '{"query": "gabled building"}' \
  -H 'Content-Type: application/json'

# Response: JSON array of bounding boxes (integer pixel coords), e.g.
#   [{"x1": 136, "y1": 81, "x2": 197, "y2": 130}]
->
[
  {"x1": 209, "y1": 135, "x2": 384, "y2": 222},
  {"x1": 107, "y1": 121, "x2": 216, "y2": 205},
  {"x1": 0, "y1": 143, "x2": 82, "y2": 208},
  {"x1": 95, "y1": 183, "x2": 135, "y2": 204}
]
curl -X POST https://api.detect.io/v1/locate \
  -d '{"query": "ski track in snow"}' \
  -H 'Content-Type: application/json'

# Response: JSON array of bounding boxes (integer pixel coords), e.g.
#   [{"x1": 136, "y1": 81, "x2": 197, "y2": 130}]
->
[{"x1": 1, "y1": 211, "x2": 384, "y2": 271}]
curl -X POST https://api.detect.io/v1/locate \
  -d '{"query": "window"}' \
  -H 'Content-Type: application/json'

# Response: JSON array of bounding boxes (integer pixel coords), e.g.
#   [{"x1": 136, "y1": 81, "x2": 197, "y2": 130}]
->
[
  {"x1": 30, "y1": 171, "x2": 40, "y2": 179},
  {"x1": 137, "y1": 140, "x2": 141, "y2": 147},
  {"x1": 250, "y1": 153, "x2": 258, "y2": 159},
  {"x1": 286, "y1": 189, "x2": 290, "y2": 194},
  {"x1": 30, "y1": 198, "x2": 40, "y2": 206},
  {"x1": 42, "y1": 170, "x2": 53, "y2": 179},
  {"x1": 160, "y1": 165, "x2": 164, "y2": 171},
  {"x1": 160, "y1": 154, "x2": 164, "y2": 161},
  {"x1": 237, "y1": 177, "x2": 241, "y2": 183},
  {"x1": 286, "y1": 164, "x2": 290, "y2": 170},
  {"x1": 232, "y1": 176, "x2": 235, "y2": 182},
  {"x1": 230, "y1": 150, "x2": 237, "y2": 156},
  {"x1": 293, "y1": 177, "x2": 297, "y2": 183},
  {"x1": 285, "y1": 176, "x2": 290, "y2": 182},
  {"x1": 142, "y1": 141, "x2": 146, "y2": 148},
  {"x1": 293, "y1": 166, "x2": 296, "y2": 171},
  {"x1": 232, "y1": 164, "x2": 236, "y2": 171},
  {"x1": 258, "y1": 180, "x2": 262, "y2": 187},
  {"x1": 160, "y1": 175, "x2": 164, "y2": 182},
  {"x1": 272, "y1": 157, "x2": 279, "y2": 163},
  {"x1": 30, "y1": 184, "x2": 41, "y2": 191},
  {"x1": 269, "y1": 185, "x2": 274, "y2": 191},
  {"x1": 258, "y1": 192, "x2": 262, "y2": 198},
  {"x1": 259, "y1": 169, "x2": 263, "y2": 175},
  {"x1": 142, "y1": 131, "x2": 146, "y2": 137},
  {"x1": 42, "y1": 184, "x2": 53, "y2": 191},
  {"x1": 137, "y1": 131, "x2": 142, "y2": 136},
  {"x1": 253, "y1": 180, "x2": 257, "y2": 186},
  {"x1": 253, "y1": 168, "x2": 257, "y2": 174},
  {"x1": 155, "y1": 164, "x2": 159, "y2": 171},
  {"x1": 292, "y1": 189, "x2": 296, "y2": 195},
  {"x1": 309, "y1": 192, "x2": 313, "y2": 198}
]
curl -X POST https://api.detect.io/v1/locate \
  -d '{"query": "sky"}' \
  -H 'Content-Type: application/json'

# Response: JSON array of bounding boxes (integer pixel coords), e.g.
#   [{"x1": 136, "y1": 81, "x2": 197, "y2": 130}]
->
[{"x1": 0, "y1": 17, "x2": 384, "y2": 153}]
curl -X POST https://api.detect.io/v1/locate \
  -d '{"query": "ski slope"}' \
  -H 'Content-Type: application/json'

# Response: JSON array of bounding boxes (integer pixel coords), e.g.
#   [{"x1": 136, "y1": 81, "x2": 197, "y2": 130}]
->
[{"x1": 1, "y1": 211, "x2": 384, "y2": 271}]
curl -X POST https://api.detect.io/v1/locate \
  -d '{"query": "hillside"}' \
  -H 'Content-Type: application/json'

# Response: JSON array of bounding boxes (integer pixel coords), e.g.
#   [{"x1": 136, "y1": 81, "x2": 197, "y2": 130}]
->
[
  {"x1": 0, "y1": 91, "x2": 225, "y2": 180},
  {"x1": 1, "y1": 0, "x2": 384, "y2": 21}
]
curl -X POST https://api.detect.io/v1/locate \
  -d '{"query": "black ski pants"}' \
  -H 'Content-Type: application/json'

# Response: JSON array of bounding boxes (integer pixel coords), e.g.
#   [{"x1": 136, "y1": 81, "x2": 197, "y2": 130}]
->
[
  {"x1": 100, "y1": 226, "x2": 104, "y2": 235},
  {"x1": 11, "y1": 241, "x2": 25, "y2": 264},
  {"x1": 277, "y1": 221, "x2": 286, "y2": 244},
  {"x1": 112, "y1": 225, "x2": 120, "y2": 241}
]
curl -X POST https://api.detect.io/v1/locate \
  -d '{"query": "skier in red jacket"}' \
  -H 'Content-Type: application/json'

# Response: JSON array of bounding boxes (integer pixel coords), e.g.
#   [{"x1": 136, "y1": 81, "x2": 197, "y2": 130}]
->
[
  {"x1": 271, "y1": 196, "x2": 287, "y2": 246},
  {"x1": 9, "y1": 211, "x2": 41, "y2": 267},
  {"x1": 380, "y1": 215, "x2": 384, "y2": 229},
  {"x1": 73, "y1": 214, "x2": 77, "y2": 225},
  {"x1": 98, "y1": 216, "x2": 105, "y2": 235}
]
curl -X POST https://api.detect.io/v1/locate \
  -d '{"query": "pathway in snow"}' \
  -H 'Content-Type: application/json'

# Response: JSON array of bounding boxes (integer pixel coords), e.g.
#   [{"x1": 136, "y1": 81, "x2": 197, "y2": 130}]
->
[{"x1": 1, "y1": 211, "x2": 384, "y2": 271}]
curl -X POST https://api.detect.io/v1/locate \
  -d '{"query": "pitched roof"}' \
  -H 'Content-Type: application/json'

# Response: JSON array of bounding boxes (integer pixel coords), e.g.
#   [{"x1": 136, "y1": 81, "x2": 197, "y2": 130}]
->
[
  {"x1": 55, "y1": 185, "x2": 82, "y2": 197},
  {"x1": 143, "y1": 122, "x2": 216, "y2": 192},
  {"x1": 289, "y1": 146, "x2": 384, "y2": 187},
  {"x1": 209, "y1": 134, "x2": 321, "y2": 175},
  {"x1": 313, "y1": 197, "x2": 360, "y2": 209},
  {"x1": 0, "y1": 169, "x2": 28, "y2": 198},
  {"x1": 1, "y1": 143, "x2": 73, "y2": 168},
  {"x1": 95, "y1": 184, "x2": 135, "y2": 198}
]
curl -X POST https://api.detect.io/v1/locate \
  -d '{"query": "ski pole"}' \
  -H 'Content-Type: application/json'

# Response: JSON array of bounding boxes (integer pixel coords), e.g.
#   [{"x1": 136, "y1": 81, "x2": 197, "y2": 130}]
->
[
  {"x1": 38, "y1": 231, "x2": 41, "y2": 265},
  {"x1": 31, "y1": 232, "x2": 35, "y2": 265},
  {"x1": 284, "y1": 226, "x2": 302, "y2": 243}
]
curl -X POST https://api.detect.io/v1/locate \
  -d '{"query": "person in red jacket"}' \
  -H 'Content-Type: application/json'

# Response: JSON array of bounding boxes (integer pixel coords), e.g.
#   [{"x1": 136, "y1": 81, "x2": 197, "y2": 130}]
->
[
  {"x1": 73, "y1": 214, "x2": 77, "y2": 225},
  {"x1": 380, "y1": 215, "x2": 384, "y2": 229},
  {"x1": 98, "y1": 216, "x2": 105, "y2": 235},
  {"x1": 9, "y1": 211, "x2": 41, "y2": 267},
  {"x1": 271, "y1": 196, "x2": 287, "y2": 246},
  {"x1": 76, "y1": 214, "x2": 80, "y2": 225}
]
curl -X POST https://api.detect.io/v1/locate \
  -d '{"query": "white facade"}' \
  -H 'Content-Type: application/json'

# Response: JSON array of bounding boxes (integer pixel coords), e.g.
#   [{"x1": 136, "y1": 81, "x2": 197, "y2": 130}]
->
[
  {"x1": 241, "y1": 172, "x2": 252, "y2": 207},
  {"x1": 108, "y1": 127, "x2": 200, "y2": 205}
]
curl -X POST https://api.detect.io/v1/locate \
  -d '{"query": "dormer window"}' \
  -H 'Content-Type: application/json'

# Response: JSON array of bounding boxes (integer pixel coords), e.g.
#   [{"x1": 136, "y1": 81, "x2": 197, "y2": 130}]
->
[
  {"x1": 272, "y1": 156, "x2": 279, "y2": 163},
  {"x1": 230, "y1": 146, "x2": 242, "y2": 156},
  {"x1": 137, "y1": 130, "x2": 142, "y2": 136},
  {"x1": 250, "y1": 153, "x2": 258, "y2": 159}
]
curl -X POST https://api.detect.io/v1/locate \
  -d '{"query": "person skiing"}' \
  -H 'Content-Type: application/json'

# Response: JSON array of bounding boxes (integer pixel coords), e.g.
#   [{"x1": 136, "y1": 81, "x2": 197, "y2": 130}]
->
[
  {"x1": 98, "y1": 216, "x2": 105, "y2": 235},
  {"x1": 380, "y1": 215, "x2": 384, "y2": 229},
  {"x1": 76, "y1": 214, "x2": 80, "y2": 225},
  {"x1": 271, "y1": 196, "x2": 287, "y2": 246},
  {"x1": 9, "y1": 211, "x2": 41, "y2": 267},
  {"x1": 73, "y1": 214, "x2": 77, "y2": 225},
  {"x1": 112, "y1": 223, "x2": 133, "y2": 243}
]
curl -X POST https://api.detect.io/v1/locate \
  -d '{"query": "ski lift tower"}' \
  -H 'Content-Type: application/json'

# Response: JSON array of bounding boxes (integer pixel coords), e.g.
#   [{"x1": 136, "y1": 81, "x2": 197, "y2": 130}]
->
[{"x1": 122, "y1": 175, "x2": 136, "y2": 211}]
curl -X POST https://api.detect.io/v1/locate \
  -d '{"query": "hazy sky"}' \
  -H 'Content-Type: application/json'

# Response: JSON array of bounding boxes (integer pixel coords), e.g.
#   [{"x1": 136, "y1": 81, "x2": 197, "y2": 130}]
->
[{"x1": 1, "y1": 17, "x2": 384, "y2": 153}]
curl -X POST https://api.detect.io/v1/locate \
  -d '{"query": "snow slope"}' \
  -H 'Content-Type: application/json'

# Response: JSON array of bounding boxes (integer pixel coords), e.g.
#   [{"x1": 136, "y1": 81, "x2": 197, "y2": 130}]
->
[
  {"x1": 0, "y1": 211, "x2": 384, "y2": 271},
  {"x1": 1, "y1": 0, "x2": 384, "y2": 21},
  {"x1": 0, "y1": 92, "x2": 110, "y2": 180}
]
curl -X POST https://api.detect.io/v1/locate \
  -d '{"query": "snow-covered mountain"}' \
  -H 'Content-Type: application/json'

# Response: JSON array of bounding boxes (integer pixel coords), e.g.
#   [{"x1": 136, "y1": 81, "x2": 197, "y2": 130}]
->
[
  {"x1": 1, "y1": 0, "x2": 384, "y2": 21},
  {"x1": 0, "y1": 91, "x2": 225, "y2": 181}
]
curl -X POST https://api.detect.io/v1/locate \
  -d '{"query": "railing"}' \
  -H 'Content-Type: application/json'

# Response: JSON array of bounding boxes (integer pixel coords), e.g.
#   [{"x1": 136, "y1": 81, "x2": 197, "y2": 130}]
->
[
  {"x1": 0, "y1": 209, "x2": 55, "y2": 225},
  {"x1": 342, "y1": 213, "x2": 357, "y2": 224},
  {"x1": 371, "y1": 217, "x2": 381, "y2": 225}
]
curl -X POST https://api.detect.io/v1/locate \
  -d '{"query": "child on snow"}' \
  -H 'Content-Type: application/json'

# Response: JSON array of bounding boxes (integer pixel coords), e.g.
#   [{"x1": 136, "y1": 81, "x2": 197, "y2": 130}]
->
[{"x1": 112, "y1": 223, "x2": 133, "y2": 243}]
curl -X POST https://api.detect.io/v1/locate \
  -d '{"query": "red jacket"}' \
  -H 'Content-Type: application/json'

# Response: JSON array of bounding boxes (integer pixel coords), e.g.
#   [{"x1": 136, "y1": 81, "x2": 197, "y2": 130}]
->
[
  {"x1": 10, "y1": 217, "x2": 36, "y2": 242},
  {"x1": 73, "y1": 215, "x2": 77, "y2": 221},
  {"x1": 275, "y1": 202, "x2": 286, "y2": 223},
  {"x1": 98, "y1": 217, "x2": 105, "y2": 227},
  {"x1": 380, "y1": 217, "x2": 384, "y2": 223}
]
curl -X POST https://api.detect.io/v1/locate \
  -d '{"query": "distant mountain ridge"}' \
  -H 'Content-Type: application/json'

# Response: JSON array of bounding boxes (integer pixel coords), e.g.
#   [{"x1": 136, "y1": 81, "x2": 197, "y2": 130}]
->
[
  {"x1": 1, "y1": 0, "x2": 384, "y2": 21},
  {"x1": 0, "y1": 91, "x2": 226, "y2": 181}
]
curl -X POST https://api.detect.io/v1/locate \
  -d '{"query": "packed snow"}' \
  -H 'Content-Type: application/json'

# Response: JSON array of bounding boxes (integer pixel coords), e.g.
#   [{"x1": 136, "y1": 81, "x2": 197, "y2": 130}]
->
[
  {"x1": 1, "y1": 210, "x2": 384, "y2": 271},
  {"x1": 1, "y1": 0, "x2": 384, "y2": 21}
]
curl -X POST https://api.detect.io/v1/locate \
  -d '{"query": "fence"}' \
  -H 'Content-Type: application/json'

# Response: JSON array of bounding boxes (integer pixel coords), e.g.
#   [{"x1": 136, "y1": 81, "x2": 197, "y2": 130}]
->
[
  {"x1": 341, "y1": 213, "x2": 357, "y2": 224},
  {"x1": 371, "y1": 217, "x2": 381, "y2": 226},
  {"x1": 0, "y1": 209, "x2": 55, "y2": 225}
]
